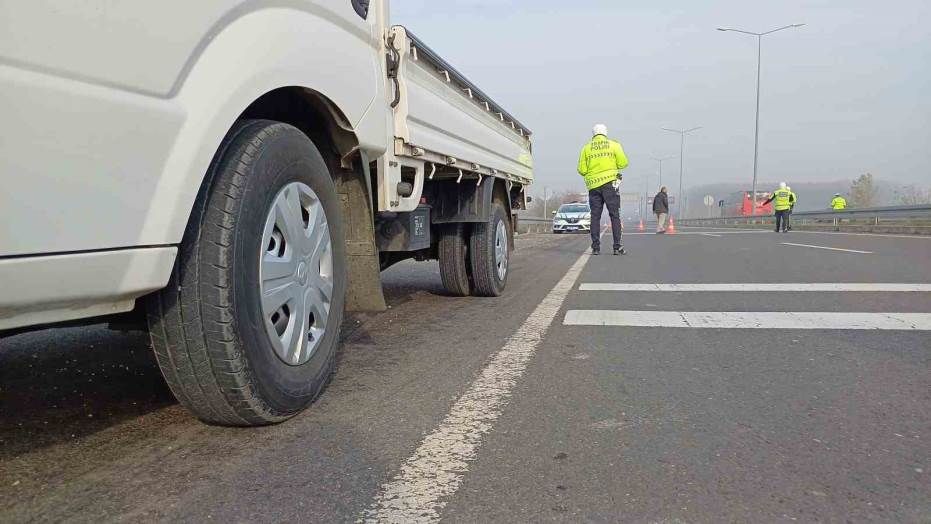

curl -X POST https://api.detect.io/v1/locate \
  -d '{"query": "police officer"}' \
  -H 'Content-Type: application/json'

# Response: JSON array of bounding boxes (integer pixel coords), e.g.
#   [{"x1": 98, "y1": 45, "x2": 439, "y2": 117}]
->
[
  {"x1": 577, "y1": 124, "x2": 629, "y2": 255},
  {"x1": 831, "y1": 193, "x2": 847, "y2": 210},
  {"x1": 762, "y1": 182, "x2": 794, "y2": 233},
  {"x1": 786, "y1": 186, "x2": 797, "y2": 231}
]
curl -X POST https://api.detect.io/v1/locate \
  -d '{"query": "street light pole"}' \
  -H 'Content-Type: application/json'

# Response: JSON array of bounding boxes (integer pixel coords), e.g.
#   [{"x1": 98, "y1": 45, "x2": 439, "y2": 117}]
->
[
  {"x1": 752, "y1": 34, "x2": 762, "y2": 217},
  {"x1": 643, "y1": 171, "x2": 650, "y2": 220},
  {"x1": 718, "y1": 23, "x2": 804, "y2": 216},
  {"x1": 650, "y1": 155, "x2": 675, "y2": 189},
  {"x1": 662, "y1": 127, "x2": 702, "y2": 220}
]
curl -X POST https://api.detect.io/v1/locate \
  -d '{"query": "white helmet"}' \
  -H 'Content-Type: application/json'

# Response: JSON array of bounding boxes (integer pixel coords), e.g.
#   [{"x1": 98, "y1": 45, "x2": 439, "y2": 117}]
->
[
  {"x1": 779, "y1": 182, "x2": 787, "y2": 189},
  {"x1": 787, "y1": 186, "x2": 792, "y2": 191},
  {"x1": 592, "y1": 124, "x2": 608, "y2": 137}
]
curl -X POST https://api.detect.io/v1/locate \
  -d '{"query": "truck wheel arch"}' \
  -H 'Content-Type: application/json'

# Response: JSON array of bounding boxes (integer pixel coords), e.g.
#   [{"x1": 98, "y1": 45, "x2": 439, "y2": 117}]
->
[{"x1": 170, "y1": 87, "x2": 386, "y2": 313}]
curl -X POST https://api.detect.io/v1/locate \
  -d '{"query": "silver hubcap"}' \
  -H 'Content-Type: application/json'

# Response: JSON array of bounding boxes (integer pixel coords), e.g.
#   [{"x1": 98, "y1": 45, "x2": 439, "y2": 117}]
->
[
  {"x1": 495, "y1": 219, "x2": 509, "y2": 280},
  {"x1": 260, "y1": 182, "x2": 333, "y2": 366}
]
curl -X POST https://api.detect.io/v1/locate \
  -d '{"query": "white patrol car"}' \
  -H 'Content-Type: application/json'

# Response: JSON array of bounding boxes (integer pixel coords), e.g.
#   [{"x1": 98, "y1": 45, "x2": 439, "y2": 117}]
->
[{"x1": 552, "y1": 202, "x2": 592, "y2": 234}]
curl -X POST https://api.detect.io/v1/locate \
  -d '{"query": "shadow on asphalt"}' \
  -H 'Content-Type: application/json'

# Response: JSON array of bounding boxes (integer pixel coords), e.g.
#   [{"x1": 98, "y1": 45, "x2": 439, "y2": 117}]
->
[
  {"x1": 0, "y1": 269, "x2": 437, "y2": 462},
  {"x1": 0, "y1": 234, "x2": 564, "y2": 462},
  {"x1": 0, "y1": 326, "x2": 175, "y2": 461}
]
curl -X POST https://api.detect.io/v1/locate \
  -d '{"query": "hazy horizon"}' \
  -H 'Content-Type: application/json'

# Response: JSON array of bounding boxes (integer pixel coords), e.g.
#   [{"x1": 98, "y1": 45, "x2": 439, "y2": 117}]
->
[{"x1": 391, "y1": 0, "x2": 931, "y2": 198}]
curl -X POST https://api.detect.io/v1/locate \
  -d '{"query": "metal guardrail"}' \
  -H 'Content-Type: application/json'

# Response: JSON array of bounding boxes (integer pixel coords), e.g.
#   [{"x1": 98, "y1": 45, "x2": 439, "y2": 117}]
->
[
  {"x1": 680, "y1": 204, "x2": 931, "y2": 227},
  {"x1": 514, "y1": 214, "x2": 552, "y2": 234},
  {"x1": 516, "y1": 216, "x2": 552, "y2": 224}
]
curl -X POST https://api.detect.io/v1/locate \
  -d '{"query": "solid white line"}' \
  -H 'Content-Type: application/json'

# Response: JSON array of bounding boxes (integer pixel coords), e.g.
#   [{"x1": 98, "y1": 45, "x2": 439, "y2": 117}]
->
[
  {"x1": 624, "y1": 230, "x2": 772, "y2": 236},
  {"x1": 678, "y1": 227, "x2": 931, "y2": 240},
  {"x1": 782, "y1": 242, "x2": 873, "y2": 254},
  {"x1": 362, "y1": 253, "x2": 591, "y2": 523},
  {"x1": 795, "y1": 230, "x2": 931, "y2": 240},
  {"x1": 564, "y1": 310, "x2": 931, "y2": 330},
  {"x1": 700, "y1": 232, "x2": 723, "y2": 237},
  {"x1": 579, "y1": 283, "x2": 931, "y2": 292}
]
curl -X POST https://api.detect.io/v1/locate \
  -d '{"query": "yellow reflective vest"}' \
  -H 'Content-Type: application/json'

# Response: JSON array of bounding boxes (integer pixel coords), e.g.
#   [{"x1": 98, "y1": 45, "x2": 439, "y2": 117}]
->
[
  {"x1": 831, "y1": 196, "x2": 847, "y2": 210},
  {"x1": 577, "y1": 135, "x2": 629, "y2": 190},
  {"x1": 772, "y1": 188, "x2": 793, "y2": 211}
]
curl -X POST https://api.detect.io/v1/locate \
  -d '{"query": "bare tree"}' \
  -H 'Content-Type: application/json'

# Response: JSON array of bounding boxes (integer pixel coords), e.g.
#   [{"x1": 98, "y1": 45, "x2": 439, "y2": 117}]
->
[
  {"x1": 525, "y1": 189, "x2": 588, "y2": 217},
  {"x1": 849, "y1": 173, "x2": 878, "y2": 208},
  {"x1": 894, "y1": 184, "x2": 931, "y2": 205}
]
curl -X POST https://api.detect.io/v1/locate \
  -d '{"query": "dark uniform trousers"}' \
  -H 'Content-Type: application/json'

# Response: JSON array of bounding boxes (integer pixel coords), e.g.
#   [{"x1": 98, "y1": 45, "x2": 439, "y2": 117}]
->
[
  {"x1": 775, "y1": 209, "x2": 790, "y2": 232},
  {"x1": 588, "y1": 182, "x2": 623, "y2": 251}
]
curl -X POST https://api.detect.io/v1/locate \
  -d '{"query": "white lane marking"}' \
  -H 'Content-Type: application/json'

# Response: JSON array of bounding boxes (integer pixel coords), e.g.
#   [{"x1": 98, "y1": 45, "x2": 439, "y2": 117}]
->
[
  {"x1": 782, "y1": 242, "x2": 873, "y2": 254},
  {"x1": 564, "y1": 311, "x2": 931, "y2": 330},
  {"x1": 700, "y1": 232, "x2": 723, "y2": 237},
  {"x1": 579, "y1": 283, "x2": 931, "y2": 292},
  {"x1": 675, "y1": 229, "x2": 931, "y2": 240},
  {"x1": 361, "y1": 253, "x2": 591, "y2": 523},
  {"x1": 623, "y1": 230, "x2": 772, "y2": 236},
  {"x1": 678, "y1": 227, "x2": 771, "y2": 232},
  {"x1": 796, "y1": 230, "x2": 931, "y2": 240}
]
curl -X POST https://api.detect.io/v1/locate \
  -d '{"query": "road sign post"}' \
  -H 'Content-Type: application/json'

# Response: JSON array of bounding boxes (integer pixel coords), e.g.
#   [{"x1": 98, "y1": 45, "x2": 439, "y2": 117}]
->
[{"x1": 703, "y1": 195, "x2": 715, "y2": 218}]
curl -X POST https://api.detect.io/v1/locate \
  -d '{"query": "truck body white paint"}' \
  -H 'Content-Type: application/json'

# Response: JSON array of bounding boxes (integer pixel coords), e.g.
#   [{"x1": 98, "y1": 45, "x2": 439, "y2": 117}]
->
[{"x1": 0, "y1": 0, "x2": 532, "y2": 330}]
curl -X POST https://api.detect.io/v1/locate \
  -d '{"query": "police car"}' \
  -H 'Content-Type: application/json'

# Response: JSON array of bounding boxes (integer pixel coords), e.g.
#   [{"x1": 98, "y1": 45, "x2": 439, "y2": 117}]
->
[{"x1": 552, "y1": 202, "x2": 592, "y2": 234}]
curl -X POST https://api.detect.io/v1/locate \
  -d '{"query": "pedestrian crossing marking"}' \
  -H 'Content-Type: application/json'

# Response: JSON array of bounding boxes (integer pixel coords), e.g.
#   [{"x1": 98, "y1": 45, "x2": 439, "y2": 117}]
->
[
  {"x1": 782, "y1": 242, "x2": 872, "y2": 254},
  {"x1": 563, "y1": 311, "x2": 931, "y2": 330},
  {"x1": 579, "y1": 283, "x2": 931, "y2": 292}
]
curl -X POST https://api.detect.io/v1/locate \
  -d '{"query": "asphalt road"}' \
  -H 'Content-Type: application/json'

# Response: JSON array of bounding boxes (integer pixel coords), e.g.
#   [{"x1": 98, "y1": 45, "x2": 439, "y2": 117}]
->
[{"x1": 1, "y1": 228, "x2": 928, "y2": 523}]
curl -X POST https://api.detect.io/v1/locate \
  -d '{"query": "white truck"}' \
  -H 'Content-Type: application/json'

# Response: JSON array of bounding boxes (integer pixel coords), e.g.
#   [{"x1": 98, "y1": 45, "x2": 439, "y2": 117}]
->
[{"x1": 0, "y1": 1, "x2": 533, "y2": 425}]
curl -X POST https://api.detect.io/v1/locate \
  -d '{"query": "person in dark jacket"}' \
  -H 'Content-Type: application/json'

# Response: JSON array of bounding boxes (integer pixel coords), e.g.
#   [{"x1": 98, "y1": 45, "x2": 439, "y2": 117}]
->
[{"x1": 653, "y1": 187, "x2": 669, "y2": 234}]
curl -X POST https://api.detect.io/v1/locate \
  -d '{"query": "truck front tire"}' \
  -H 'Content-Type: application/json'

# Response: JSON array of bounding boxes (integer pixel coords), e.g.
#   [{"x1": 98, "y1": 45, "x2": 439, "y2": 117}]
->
[
  {"x1": 469, "y1": 202, "x2": 511, "y2": 297},
  {"x1": 147, "y1": 120, "x2": 346, "y2": 426}
]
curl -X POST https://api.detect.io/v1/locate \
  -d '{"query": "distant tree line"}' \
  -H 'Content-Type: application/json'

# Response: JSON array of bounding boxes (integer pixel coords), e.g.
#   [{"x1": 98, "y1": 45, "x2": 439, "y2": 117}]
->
[
  {"x1": 848, "y1": 173, "x2": 931, "y2": 207},
  {"x1": 525, "y1": 189, "x2": 588, "y2": 217}
]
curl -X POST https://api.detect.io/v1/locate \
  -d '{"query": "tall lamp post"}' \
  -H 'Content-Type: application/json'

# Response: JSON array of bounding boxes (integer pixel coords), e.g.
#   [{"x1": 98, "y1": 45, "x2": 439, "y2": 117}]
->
[
  {"x1": 650, "y1": 155, "x2": 676, "y2": 189},
  {"x1": 717, "y1": 23, "x2": 804, "y2": 215},
  {"x1": 662, "y1": 127, "x2": 702, "y2": 220},
  {"x1": 642, "y1": 171, "x2": 650, "y2": 220}
]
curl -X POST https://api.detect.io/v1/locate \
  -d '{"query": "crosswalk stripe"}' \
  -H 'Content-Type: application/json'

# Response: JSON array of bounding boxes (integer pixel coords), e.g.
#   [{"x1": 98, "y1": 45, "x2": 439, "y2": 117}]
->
[
  {"x1": 623, "y1": 230, "x2": 771, "y2": 236},
  {"x1": 579, "y1": 283, "x2": 931, "y2": 292},
  {"x1": 782, "y1": 242, "x2": 873, "y2": 254},
  {"x1": 564, "y1": 311, "x2": 931, "y2": 330}
]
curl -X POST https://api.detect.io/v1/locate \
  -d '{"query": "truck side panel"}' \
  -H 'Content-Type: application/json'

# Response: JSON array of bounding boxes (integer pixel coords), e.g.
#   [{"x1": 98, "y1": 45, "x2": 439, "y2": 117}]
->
[
  {"x1": 0, "y1": 2, "x2": 385, "y2": 257},
  {"x1": 402, "y1": 36, "x2": 532, "y2": 181}
]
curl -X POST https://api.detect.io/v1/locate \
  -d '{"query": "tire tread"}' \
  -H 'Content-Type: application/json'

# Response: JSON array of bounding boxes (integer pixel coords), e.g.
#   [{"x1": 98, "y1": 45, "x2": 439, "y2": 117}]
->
[
  {"x1": 147, "y1": 120, "x2": 335, "y2": 426},
  {"x1": 469, "y1": 202, "x2": 510, "y2": 297},
  {"x1": 438, "y1": 223, "x2": 473, "y2": 296}
]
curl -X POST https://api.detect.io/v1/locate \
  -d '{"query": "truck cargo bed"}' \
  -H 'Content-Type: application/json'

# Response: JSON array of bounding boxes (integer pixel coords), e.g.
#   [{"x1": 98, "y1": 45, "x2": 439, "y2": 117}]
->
[{"x1": 390, "y1": 27, "x2": 533, "y2": 186}]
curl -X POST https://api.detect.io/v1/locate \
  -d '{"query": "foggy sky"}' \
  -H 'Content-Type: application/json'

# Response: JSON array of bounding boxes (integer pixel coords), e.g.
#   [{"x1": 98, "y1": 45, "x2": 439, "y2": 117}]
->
[{"x1": 391, "y1": 0, "x2": 931, "y2": 197}]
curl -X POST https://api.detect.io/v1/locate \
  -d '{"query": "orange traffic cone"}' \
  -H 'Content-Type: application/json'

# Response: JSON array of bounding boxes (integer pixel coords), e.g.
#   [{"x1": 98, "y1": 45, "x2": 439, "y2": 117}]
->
[
  {"x1": 638, "y1": 219, "x2": 645, "y2": 231},
  {"x1": 667, "y1": 216, "x2": 676, "y2": 234}
]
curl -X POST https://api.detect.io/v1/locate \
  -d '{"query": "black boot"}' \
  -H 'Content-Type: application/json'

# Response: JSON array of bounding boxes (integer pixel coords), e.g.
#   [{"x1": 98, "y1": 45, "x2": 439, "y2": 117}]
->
[
  {"x1": 592, "y1": 247, "x2": 601, "y2": 255},
  {"x1": 614, "y1": 248, "x2": 626, "y2": 256}
]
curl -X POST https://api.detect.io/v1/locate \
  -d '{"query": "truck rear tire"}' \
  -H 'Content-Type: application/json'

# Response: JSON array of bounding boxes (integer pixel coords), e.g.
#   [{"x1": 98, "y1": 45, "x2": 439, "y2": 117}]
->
[
  {"x1": 438, "y1": 223, "x2": 473, "y2": 296},
  {"x1": 146, "y1": 119, "x2": 347, "y2": 426},
  {"x1": 469, "y1": 202, "x2": 511, "y2": 297}
]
